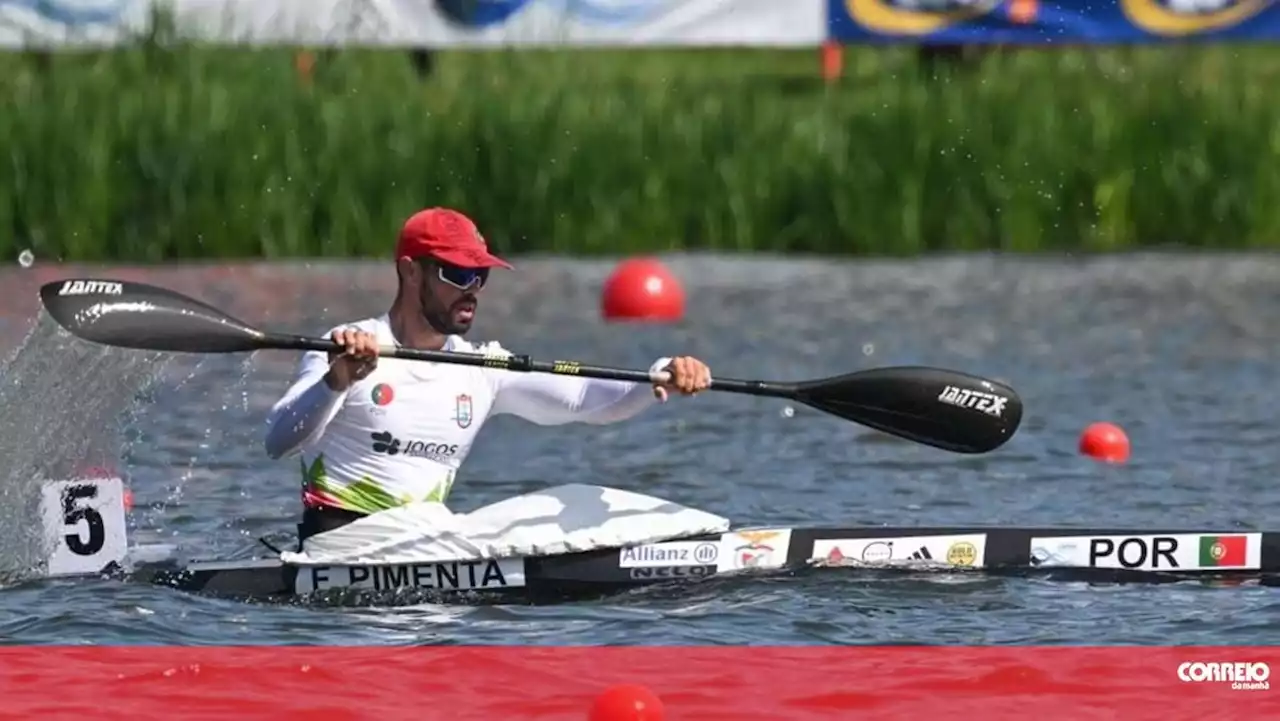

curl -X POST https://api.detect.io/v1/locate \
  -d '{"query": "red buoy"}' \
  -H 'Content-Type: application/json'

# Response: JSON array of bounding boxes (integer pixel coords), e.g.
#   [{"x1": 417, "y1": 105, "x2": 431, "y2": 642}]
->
[
  {"x1": 600, "y1": 258, "x2": 685, "y2": 323},
  {"x1": 588, "y1": 684, "x2": 665, "y2": 721},
  {"x1": 1079, "y1": 422, "x2": 1130, "y2": 463}
]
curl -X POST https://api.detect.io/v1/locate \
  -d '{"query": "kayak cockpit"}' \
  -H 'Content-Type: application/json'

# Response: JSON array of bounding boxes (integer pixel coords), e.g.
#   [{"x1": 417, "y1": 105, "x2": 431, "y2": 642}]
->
[{"x1": 278, "y1": 483, "x2": 732, "y2": 567}]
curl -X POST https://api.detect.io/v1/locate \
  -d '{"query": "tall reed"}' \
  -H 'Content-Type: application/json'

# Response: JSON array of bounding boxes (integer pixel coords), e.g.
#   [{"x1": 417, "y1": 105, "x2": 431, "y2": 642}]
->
[{"x1": 3, "y1": 31, "x2": 1277, "y2": 261}]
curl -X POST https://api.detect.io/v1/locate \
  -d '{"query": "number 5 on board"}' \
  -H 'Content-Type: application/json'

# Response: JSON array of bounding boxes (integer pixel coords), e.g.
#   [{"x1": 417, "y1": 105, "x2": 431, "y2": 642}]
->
[{"x1": 39, "y1": 477, "x2": 128, "y2": 577}]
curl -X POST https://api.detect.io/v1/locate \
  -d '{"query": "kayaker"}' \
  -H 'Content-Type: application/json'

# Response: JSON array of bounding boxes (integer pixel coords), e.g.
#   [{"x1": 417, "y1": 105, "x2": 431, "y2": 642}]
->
[{"x1": 263, "y1": 207, "x2": 712, "y2": 543}]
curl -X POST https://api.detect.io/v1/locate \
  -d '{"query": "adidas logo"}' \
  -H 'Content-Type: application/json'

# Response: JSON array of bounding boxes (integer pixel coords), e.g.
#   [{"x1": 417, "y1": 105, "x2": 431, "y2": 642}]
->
[{"x1": 909, "y1": 546, "x2": 933, "y2": 561}]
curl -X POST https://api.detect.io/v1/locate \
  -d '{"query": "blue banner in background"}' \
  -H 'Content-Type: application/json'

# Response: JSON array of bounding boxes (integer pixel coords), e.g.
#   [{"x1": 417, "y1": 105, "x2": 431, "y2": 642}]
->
[{"x1": 827, "y1": 0, "x2": 1280, "y2": 44}]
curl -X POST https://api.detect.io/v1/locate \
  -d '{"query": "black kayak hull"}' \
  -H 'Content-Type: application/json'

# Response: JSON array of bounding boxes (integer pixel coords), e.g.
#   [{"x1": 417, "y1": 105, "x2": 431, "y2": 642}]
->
[{"x1": 111, "y1": 524, "x2": 1280, "y2": 604}]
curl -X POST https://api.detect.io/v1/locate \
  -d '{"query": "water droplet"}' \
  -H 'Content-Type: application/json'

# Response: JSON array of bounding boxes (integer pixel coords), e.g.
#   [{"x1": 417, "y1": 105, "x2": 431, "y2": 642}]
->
[
  {"x1": 17, "y1": 249, "x2": 34, "y2": 268},
  {"x1": 781, "y1": 406, "x2": 794, "y2": 418}
]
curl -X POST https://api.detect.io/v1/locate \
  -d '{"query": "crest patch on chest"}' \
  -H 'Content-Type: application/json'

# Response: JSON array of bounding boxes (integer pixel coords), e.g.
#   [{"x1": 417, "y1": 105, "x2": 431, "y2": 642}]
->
[{"x1": 453, "y1": 394, "x2": 473, "y2": 428}]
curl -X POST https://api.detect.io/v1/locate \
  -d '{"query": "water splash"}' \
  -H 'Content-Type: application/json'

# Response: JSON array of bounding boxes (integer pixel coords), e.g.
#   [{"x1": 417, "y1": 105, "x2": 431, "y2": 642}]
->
[{"x1": 0, "y1": 312, "x2": 169, "y2": 578}]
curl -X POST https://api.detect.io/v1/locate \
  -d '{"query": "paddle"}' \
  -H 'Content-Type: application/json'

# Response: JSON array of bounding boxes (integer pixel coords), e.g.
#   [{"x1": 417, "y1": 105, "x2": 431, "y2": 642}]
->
[{"x1": 39, "y1": 278, "x2": 1024, "y2": 454}]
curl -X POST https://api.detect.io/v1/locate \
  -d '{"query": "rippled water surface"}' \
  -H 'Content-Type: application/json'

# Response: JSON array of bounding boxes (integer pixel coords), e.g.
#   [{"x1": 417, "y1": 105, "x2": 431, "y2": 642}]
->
[{"x1": 1, "y1": 253, "x2": 1278, "y2": 645}]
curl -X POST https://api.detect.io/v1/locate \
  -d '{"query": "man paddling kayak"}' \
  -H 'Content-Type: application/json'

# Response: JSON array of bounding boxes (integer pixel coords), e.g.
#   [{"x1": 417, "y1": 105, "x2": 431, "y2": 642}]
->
[{"x1": 263, "y1": 208, "x2": 712, "y2": 543}]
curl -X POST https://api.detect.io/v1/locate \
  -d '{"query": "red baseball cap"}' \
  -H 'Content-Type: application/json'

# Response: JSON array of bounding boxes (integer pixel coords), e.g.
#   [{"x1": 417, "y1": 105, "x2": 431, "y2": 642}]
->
[{"x1": 395, "y1": 208, "x2": 513, "y2": 269}]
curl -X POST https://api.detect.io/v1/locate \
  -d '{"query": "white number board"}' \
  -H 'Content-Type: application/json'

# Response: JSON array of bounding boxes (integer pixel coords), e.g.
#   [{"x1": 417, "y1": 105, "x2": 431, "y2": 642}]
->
[{"x1": 39, "y1": 477, "x2": 128, "y2": 577}]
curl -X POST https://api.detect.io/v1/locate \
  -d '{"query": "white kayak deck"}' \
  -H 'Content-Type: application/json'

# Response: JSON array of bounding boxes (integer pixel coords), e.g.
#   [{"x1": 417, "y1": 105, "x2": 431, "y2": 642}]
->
[{"x1": 278, "y1": 483, "x2": 732, "y2": 566}]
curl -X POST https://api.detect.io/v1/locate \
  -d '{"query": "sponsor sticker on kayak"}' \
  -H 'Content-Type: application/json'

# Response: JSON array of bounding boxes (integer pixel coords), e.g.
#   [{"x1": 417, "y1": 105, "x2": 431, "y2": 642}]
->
[
  {"x1": 627, "y1": 565, "x2": 715, "y2": 581},
  {"x1": 810, "y1": 534, "x2": 987, "y2": 568},
  {"x1": 619, "y1": 541, "x2": 720, "y2": 568},
  {"x1": 1029, "y1": 533, "x2": 1262, "y2": 571},
  {"x1": 717, "y1": 529, "x2": 792, "y2": 572}
]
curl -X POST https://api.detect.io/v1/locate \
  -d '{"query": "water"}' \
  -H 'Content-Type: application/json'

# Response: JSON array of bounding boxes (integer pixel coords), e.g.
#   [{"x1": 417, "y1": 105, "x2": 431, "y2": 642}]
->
[{"x1": 1, "y1": 253, "x2": 1278, "y2": 646}]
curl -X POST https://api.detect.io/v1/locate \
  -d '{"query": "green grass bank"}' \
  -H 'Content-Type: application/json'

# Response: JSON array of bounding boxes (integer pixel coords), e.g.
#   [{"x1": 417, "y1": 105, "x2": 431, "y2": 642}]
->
[{"x1": 3, "y1": 36, "x2": 1280, "y2": 262}]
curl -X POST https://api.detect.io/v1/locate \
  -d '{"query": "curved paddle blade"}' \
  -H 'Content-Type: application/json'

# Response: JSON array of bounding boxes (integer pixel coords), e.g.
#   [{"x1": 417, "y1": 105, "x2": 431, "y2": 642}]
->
[
  {"x1": 38, "y1": 278, "x2": 268, "y2": 353},
  {"x1": 793, "y1": 366, "x2": 1023, "y2": 454}
]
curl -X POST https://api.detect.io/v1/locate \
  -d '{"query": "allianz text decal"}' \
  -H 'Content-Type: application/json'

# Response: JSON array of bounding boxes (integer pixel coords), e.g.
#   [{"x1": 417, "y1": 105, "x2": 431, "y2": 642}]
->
[
  {"x1": 619, "y1": 540, "x2": 720, "y2": 568},
  {"x1": 811, "y1": 534, "x2": 987, "y2": 568},
  {"x1": 1029, "y1": 533, "x2": 1262, "y2": 571}
]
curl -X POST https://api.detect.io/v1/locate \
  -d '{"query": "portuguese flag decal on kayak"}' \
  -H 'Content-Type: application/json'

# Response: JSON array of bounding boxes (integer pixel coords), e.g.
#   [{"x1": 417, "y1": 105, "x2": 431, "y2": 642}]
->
[{"x1": 1198, "y1": 535, "x2": 1247, "y2": 566}]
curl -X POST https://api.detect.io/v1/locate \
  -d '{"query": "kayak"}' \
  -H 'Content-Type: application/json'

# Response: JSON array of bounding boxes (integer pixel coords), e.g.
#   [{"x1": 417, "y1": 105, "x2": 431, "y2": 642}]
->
[
  {"x1": 127, "y1": 525, "x2": 1279, "y2": 604},
  {"x1": 35, "y1": 477, "x2": 1280, "y2": 605}
]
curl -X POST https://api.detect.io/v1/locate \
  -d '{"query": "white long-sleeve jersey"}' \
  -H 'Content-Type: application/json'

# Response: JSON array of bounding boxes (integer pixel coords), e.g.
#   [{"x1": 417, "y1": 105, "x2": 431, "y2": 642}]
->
[{"x1": 263, "y1": 315, "x2": 667, "y2": 513}]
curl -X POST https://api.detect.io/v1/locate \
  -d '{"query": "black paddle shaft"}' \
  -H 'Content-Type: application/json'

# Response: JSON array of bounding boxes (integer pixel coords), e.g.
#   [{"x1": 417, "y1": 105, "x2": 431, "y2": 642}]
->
[
  {"x1": 263, "y1": 331, "x2": 791, "y2": 394},
  {"x1": 38, "y1": 277, "x2": 1024, "y2": 454}
]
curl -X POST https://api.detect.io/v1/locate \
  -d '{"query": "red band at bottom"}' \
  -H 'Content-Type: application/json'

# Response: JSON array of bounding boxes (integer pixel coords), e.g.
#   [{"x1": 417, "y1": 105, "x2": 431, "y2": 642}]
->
[{"x1": 2, "y1": 646, "x2": 1275, "y2": 720}]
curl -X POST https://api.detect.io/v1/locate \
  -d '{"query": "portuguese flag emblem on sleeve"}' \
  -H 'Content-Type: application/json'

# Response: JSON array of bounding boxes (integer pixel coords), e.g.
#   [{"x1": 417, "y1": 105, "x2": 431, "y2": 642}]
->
[{"x1": 1199, "y1": 535, "x2": 1248, "y2": 566}]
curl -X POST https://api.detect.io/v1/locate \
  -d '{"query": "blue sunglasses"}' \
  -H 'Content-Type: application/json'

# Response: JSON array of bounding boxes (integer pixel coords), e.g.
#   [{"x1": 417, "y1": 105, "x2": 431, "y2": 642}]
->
[{"x1": 436, "y1": 263, "x2": 489, "y2": 290}]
